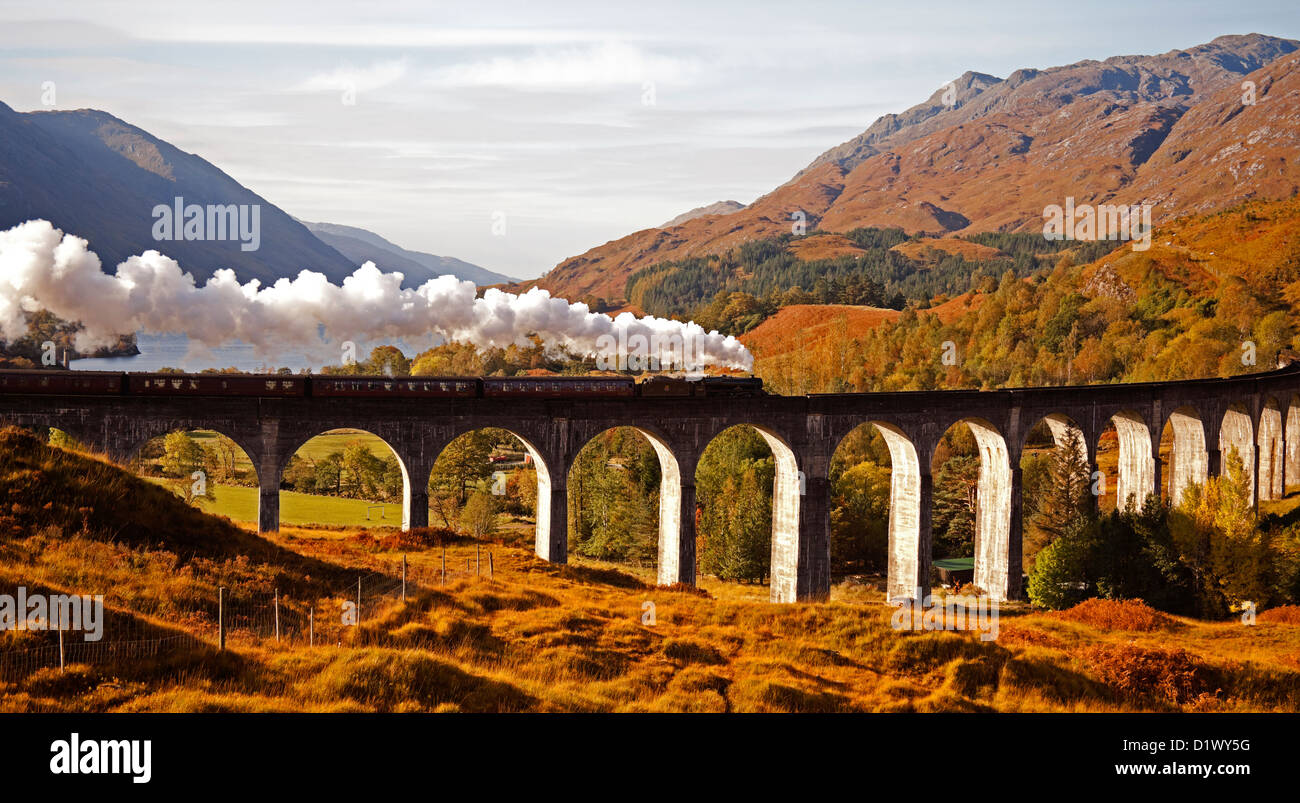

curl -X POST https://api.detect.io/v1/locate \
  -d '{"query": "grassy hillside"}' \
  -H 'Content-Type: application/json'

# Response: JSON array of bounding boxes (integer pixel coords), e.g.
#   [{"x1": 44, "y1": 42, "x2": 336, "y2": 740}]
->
[{"x1": 2, "y1": 430, "x2": 1300, "y2": 712}]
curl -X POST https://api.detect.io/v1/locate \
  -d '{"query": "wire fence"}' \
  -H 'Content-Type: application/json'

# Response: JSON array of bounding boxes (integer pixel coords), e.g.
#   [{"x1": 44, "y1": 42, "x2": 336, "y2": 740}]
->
[{"x1": 0, "y1": 547, "x2": 498, "y2": 683}]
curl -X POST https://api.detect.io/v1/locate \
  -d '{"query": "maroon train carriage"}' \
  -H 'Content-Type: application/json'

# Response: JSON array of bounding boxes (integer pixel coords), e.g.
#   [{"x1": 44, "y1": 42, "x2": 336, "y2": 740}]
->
[
  {"x1": 310, "y1": 376, "x2": 479, "y2": 398},
  {"x1": 0, "y1": 369, "x2": 124, "y2": 395},
  {"x1": 482, "y1": 376, "x2": 636, "y2": 399},
  {"x1": 126, "y1": 372, "x2": 306, "y2": 397}
]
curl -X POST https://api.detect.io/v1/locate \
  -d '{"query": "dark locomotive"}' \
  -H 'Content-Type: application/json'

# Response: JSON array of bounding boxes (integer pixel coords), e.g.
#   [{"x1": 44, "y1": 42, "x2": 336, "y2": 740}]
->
[{"x1": 0, "y1": 370, "x2": 764, "y2": 399}]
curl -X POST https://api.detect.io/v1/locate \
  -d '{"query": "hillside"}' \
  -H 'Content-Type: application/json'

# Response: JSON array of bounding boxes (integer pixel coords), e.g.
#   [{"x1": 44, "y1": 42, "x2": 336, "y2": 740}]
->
[
  {"x1": 740, "y1": 304, "x2": 901, "y2": 358},
  {"x1": 3, "y1": 430, "x2": 1300, "y2": 713},
  {"x1": 301, "y1": 220, "x2": 516, "y2": 286},
  {"x1": 753, "y1": 193, "x2": 1300, "y2": 394},
  {"x1": 0, "y1": 104, "x2": 357, "y2": 285},
  {"x1": 741, "y1": 295, "x2": 985, "y2": 360},
  {"x1": 533, "y1": 34, "x2": 1300, "y2": 303}
]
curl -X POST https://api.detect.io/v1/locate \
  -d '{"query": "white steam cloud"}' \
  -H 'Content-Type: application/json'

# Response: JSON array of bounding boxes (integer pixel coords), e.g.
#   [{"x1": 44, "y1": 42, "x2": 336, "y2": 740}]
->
[{"x1": 0, "y1": 220, "x2": 752, "y2": 371}]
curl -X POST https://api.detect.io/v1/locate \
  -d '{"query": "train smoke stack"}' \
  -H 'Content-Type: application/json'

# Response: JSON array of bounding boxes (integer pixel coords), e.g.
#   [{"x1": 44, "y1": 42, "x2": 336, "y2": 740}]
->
[{"x1": 0, "y1": 221, "x2": 753, "y2": 371}]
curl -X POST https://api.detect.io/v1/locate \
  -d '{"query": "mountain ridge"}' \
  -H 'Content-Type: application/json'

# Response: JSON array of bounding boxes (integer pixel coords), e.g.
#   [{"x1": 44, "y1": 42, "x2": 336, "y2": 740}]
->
[
  {"x1": 529, "y1": 33, "x2": 1300, "y2": 303},
  {"x1": 0, "y1": 105, "x2": 503, "y2": 288},
  {"x1": 0, "y1": 103, "x2": 359, "y2": 285},
  {"x1": 300, "y1": 220, "x2": 516, "y2": 286}
]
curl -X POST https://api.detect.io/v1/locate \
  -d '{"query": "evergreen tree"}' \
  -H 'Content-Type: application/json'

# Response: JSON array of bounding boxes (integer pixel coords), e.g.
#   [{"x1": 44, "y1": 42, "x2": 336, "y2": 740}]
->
[
  {"x1": 1033, "y1": 427, "x2": 1094, "y2": 546},
  {"x1": 932, "y1": 455, "x2": 979, "y2": 558}
]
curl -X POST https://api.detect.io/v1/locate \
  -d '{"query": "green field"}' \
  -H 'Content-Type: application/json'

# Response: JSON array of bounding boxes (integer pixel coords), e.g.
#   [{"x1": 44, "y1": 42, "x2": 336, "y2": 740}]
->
[
  {"x1": 157, "y1": 481, "x2": 404, "y2": 527},
  {"x1": 182, "y1": 429, "x2": 399, "y2": 476}
]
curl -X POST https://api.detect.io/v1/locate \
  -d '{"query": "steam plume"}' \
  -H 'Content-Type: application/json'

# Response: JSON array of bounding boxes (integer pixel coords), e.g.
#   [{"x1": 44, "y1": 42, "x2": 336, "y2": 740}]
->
[{"x1": 0, "y1": 220, "x2": 753, "y2": 371}]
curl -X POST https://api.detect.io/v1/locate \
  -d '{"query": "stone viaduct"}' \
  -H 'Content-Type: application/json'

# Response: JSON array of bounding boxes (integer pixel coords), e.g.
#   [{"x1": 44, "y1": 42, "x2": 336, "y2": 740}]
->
[{"x1": 5, "y1": 362, "x2": 1300, "y2": 604}]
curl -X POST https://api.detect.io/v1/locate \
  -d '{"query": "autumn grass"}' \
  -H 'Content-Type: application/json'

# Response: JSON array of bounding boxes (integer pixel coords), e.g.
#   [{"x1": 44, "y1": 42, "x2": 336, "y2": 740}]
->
[{"x1": 4, "y1": 427, "x2": 1300, "y2": 713}]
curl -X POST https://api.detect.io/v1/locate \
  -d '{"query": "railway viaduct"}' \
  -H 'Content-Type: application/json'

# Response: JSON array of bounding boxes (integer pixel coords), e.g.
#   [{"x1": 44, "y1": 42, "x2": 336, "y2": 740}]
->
[{"x1": 5, "y1": 363, "x2": 1300, "y2": 604}]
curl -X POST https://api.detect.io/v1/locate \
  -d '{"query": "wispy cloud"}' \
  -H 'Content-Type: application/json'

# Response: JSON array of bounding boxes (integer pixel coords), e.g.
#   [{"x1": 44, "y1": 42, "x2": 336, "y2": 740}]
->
[
  {"x1": 427, "y1": 41, "x2": 698, "y2": 89},
  {"x1": 297, "y1": 59, "x2": 410, "y2": 94}
]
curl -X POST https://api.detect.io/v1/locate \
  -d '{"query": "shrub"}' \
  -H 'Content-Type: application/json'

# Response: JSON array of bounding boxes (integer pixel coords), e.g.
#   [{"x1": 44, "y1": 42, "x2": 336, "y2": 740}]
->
[
  {"x1": 1258, "y1": 604, "x2": 1300, "y2": 624},
  {"x1": 1047, "y1": 599, "x2": 1175, "y2": 632},
  {"x1": 1080, "y1": 645, "x2": 1210, "y2": 705}
]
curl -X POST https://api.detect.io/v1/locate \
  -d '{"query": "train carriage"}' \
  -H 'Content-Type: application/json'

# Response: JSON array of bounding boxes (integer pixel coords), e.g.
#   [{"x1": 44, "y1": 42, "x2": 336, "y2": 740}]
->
[
  {"x1": 483, "y1": 376, "x2": 636, "y2": 399},
  {"x1": 0, "y1": 368, "x2": 763, "y2": 399},
  {"x1": 127, "y1": 372, "x2": 306, "y2": 397},
  {"x1": 310, "y1": 375, "x2": 479, "y2": 398},
  {"x1": 0, "y1": 369, "x2": 123, "y2": 395}
]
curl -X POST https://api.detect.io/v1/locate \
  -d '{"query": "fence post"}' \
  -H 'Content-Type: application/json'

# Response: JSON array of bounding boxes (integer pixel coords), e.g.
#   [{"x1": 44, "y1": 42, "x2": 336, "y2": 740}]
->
[
  {"x1": 274, "y1": 590, "x2": 281, "y2": 643},
  {"x1": 476, "y1": 545, "x2": 481, "y2": 576},
  {"x1": 402, "y1": 554, "x2": 407, "y2": 602},
  {"x1": 442, "y1": 547, "x2": 447, "y2": 584},
  {"x1": 489, "y1": 551, "x2": 494, "y2": 578},
  {"x1": 309, "y1": 606, "x2": 314, "y2": 647},
  {"x1": 218, "y1": 586, "x2": 226, "y2": 651}
]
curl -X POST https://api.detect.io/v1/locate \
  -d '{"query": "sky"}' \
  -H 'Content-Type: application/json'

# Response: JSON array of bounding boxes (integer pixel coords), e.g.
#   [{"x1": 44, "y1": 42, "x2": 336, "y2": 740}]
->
[{"x1": 1, "y1": 0, "x2": 1297, "y2": 280}]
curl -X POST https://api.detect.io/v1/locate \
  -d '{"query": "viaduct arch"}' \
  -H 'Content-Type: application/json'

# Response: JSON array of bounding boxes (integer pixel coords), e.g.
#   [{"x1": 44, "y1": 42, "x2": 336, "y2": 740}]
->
[{"x1": 5, "y1": 362, "x2": 1299, "y2": 604}]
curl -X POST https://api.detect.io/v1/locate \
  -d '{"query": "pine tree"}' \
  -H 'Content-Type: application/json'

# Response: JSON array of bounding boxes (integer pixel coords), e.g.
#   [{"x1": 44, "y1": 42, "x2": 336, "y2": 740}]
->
[
  {"x1": 932, "y1": 455, "x2": 979, "y2": 558},
  {"x1": 1034, "y1": 426, "x2": 1093, "y2": 545}
]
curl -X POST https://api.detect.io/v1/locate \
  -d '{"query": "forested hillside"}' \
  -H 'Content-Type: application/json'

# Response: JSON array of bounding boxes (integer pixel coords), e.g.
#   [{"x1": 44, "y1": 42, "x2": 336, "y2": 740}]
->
[{"x1": 753, "y1": 196, "x2": 1300, "y2": 395}]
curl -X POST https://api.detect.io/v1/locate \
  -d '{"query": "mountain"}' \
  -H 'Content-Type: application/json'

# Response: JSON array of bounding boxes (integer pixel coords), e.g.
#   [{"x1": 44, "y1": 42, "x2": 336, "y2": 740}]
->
[
  {"x1": 533, "y1": 33, "x2": 1300, "y2": 303},
  {"x1": 659, "y1": 200, "x2": 745, "y2": 228},
  {"x1": 0, "y1": 103, "x2": 358, "y2": 285},
  {"x1": 300, "y1": 220, "x2": 516, "y2": 286}
]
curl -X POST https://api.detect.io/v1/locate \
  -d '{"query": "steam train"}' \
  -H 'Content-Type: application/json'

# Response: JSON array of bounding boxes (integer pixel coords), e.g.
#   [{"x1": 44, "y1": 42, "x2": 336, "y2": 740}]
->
[{"x1": 0, "y1": 370, "x2": 765, "y2": 399}]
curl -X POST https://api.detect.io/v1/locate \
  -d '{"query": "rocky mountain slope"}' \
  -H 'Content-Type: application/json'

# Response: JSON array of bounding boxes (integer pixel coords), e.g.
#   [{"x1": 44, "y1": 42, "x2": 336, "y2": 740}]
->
[{"x1": 533, "y1": 34, "x2": 1300, "y2": 303}]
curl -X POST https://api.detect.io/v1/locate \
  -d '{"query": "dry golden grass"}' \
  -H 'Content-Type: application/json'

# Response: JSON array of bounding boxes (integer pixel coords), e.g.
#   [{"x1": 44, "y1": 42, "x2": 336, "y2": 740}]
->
[{"x1": 4, "y1": 431, "x2": 1300, "y2": 713}]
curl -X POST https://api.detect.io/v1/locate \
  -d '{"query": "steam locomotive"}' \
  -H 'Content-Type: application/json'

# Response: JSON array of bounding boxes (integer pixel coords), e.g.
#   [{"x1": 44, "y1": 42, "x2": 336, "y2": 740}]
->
[{"x1": 0, "y1": 370, "x2": 764, "y2": 399}]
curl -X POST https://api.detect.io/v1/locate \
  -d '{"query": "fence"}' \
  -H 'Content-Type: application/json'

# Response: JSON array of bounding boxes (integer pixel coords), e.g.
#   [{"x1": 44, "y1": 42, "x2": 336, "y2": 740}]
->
[{"x1": 0, "y1": 546, "x2": 497, "y2": 683}]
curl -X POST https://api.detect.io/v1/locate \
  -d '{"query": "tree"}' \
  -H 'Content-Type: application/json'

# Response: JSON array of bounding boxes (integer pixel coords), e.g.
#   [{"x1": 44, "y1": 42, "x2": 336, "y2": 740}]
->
[
  {"x1": 461, "y1": 490, "x2": 498, "y2": 539},
  {"x1": 1170, "y1": 451, "x2": 1271, "y2": 616},
  {"x1": 568, "y1": 428, "x2": 660, "y2": 564},
  {"x1": 161, "y1": 431, "x2": 205, "y2": 477},
  {"x1": 201, "y1": 433, "x2": 245, "y2": 485},
  {"x1": 431, "y1": 431, "x2": 495, "y2": 503},
  {"x1": 932, "y1": 455, "x2": 979, "y2": 558},
  {"x1": 314, "y1": 451, "x2": 344, "y2": 495},
  {"x1": 283, "y1": 454, "x2": 318, "y2": 493},
  {"x1": 341, "y1": 440, "x2": 386, "y2": 499},
  {"x1": 1027, "y1": 517, "x2": 1096, "y2": 610},
  {"x1": 697, "y1": 427, "x2": 774, "y2": 582},
  {"x1": 364, "y1": 345, "x2": 410, "y2": 377},
  {"x1": 430, "y1": 492, "x2": 461, "y2": 530},
  {"x1": 830, "y1": 460, "x2": 890, "y2": 573},
  {"x1": 169, "y1": 473, "x2": 218, "y2": 509},
  {"x1": 1031, "y1": 427, "x2": 1094, "y2": 547},
  {"x1": 506, "y1": 469, "x2": 538, "y2": 517}
]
